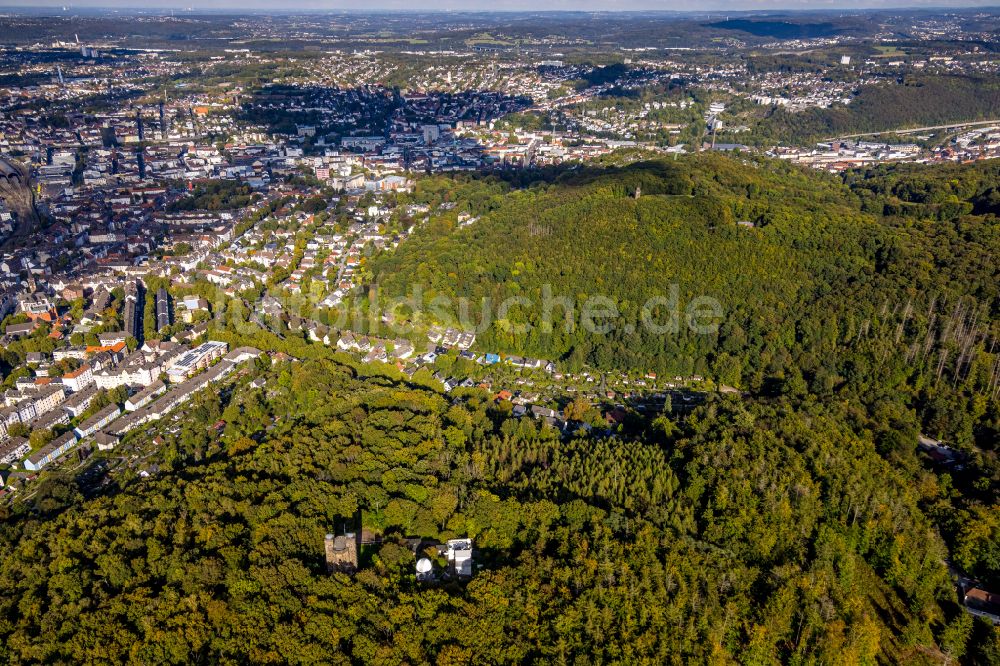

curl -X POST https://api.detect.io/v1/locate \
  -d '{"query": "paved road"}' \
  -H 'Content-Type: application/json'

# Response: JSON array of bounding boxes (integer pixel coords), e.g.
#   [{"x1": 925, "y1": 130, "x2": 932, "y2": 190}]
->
[{"x1": 827, "y1": 118, "x2": 1000, "y2": 141}]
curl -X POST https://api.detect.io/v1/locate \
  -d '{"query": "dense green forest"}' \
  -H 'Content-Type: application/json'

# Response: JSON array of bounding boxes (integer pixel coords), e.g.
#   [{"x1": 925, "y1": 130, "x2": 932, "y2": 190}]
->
[
  {"x1": 367, "y1": 154, "x2": 1000, "y2": 652},
  {"x1": 0, "y1": 356, "x2": 997, "y2": 663},
  {"x1": 0, "y1": 153, "x2": 997, "y2": 663},
  {"x1": 372, "y1": 155, "x2": 998, "y2": 444}
]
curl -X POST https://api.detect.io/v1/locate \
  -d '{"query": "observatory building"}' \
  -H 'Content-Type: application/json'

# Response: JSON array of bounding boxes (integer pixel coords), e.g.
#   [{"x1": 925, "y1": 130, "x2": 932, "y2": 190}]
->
[
  {"x1": 415, "y1": 557, "x2": 434, "y2": 582},
  {"x1": 413, "y1": 538, "x2": 475, "y2": 581}
]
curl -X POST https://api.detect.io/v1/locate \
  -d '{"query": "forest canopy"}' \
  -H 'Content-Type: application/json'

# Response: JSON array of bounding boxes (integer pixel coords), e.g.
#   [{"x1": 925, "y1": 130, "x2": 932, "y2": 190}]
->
[
  {"x1": 373, "y1": 155, "x2": 999, "y2": 451},
  {"x1": 0, "y1": 153, "x2": 997, "y2": 664},
  {"x1": 0, "y1": 356, "x2": 996, "y2": 664}
]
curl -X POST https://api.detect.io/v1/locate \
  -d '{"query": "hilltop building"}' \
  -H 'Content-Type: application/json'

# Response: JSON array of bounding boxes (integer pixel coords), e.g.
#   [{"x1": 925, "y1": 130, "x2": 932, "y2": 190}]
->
[{"x1": 325, "y1": 531, "x2": 360, "y2": 574}]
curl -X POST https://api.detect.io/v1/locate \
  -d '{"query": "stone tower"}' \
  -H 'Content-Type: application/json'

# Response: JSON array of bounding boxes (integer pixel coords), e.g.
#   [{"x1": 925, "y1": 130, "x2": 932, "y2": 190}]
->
[{"x1": 325, "y1": 532, "x2": 359, "y2": 573}]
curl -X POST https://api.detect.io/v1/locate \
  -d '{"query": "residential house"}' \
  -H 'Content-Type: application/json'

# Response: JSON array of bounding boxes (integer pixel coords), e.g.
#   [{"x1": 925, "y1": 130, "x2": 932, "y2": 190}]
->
[
  {"x1": 97, "y1": 331, "x2": 128, "y2": 347},
  {"x1": 24, "y1": 431, "x2": 78, "y2": 471},
  {"x1": 166, "y1": 341, "x2": 228, "y2": 381},
  {"x1": 5, "y1": 322, "x2": 36, "y2": 338},
  {"x1": 62, "y1": 364, "x2": 95, "y2": 392},
  {"x1": 74, "y1": 404, "x2": 121, "y2": 439},
  {"x1": 61, "y1": 385, "x2": 98, "y2": 418},
  {"x1": 30, "y1": 407, "x2": 69, "y2": 433},
  {"x1": 30, "y1": 384, "x2": 66, "y2": 416},
  {"x1": 93, "y1": 431, "x2": 119, "y2": 451},
  {"x1": 125, "y1": 380, "x2": 166, "y2": 411},
  {"x1": 0, "y1": 437, "x2": 31, "y2": 466}
]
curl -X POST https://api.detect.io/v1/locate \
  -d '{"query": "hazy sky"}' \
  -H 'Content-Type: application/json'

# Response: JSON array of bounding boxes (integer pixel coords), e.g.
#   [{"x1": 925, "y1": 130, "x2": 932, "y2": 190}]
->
[{"x1": 7, "y1": 0, "x2": 1000, "y2": 9}]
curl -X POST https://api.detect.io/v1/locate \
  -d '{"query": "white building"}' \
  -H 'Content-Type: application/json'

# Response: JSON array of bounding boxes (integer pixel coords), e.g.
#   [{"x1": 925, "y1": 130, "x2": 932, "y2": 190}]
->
[
  {"x1": 166, "y1": 341, "x2": 228, "y2": 382},
  {"x1": 445, "y1": 538, "x2": 474, "y2": 577},
  {"x1": 125, "y1": 380, "x2": 166, "y2": 411},
  {"x1": 62, "y1": 365, "x2": 95, "y2": 392},
  {"x1": 74, "y1": 404, "x2": 121, "y2": 439},
  {"x1": 24, "y1": 431, "x2": 78, "y2": 471},
  {"x1": 31, "y1": 385, "x2": 66, "y2": 416},
  {"x1": 0, "y1": 437, "x2": 31, "y2": 466}
]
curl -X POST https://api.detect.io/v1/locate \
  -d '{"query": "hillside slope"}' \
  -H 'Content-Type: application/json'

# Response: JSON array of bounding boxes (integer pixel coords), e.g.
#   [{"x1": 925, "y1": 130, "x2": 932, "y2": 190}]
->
[{"x1": 374, "y1": 156, "x2": 998, "y2": 398}]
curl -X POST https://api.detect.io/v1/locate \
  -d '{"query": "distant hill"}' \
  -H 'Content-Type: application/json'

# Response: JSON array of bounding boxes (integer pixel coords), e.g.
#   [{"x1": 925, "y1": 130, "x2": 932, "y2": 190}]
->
[
  {"x1": 752, "y1": 75, "x2": 1000, "y2": 144},
  {"x1": 705, "y1": 19, "x2": 846, "y2": 39}
]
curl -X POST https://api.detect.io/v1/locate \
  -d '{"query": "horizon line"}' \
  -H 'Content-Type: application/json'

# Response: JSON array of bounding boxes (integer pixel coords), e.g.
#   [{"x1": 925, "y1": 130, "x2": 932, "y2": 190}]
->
[{"x1": 2, "y1": 4, "x2": 999, "y2": 13}]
